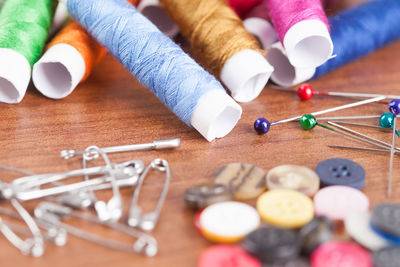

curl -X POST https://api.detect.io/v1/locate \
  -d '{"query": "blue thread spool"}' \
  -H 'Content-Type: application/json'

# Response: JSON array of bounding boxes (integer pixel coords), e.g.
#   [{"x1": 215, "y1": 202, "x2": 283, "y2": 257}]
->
[{"x1": 67, "y1": 0, "x2": 242, "y2": 141}]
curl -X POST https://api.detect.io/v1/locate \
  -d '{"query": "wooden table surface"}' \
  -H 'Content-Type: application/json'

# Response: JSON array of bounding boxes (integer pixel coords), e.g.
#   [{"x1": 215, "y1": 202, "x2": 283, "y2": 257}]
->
[{"x1": 1, "y1": 0, "x2": 399, "y2": 265}]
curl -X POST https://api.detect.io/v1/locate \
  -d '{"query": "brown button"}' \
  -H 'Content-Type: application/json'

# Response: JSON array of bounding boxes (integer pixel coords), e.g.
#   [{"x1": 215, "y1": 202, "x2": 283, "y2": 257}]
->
[
  {"x1": 214, "y1": 163, "x2": 266, "y2": 200},
  {"x1": 266, "y1": 165, "x2": 320, "y2": 196}
]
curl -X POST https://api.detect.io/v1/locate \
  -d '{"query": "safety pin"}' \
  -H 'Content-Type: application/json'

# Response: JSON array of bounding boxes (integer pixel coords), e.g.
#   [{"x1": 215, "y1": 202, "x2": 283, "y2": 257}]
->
[
  {"x1": 60, "y1": 138, "x2": 181, "y2": 160},
  {"x1": 8, "y1": 160, "x2": 143, "y2": 202},
  {"x1": 128, "y1": 158, "x2": 170, "y2": 231},
  {"x1": 34, "y1": 202, "x2": 158, "y2": 256},
  {"x1": 0, "y1": 206, "x2": 67, "y2": 247},
  {"x1": 0, "y1": 198, "x2": 44, "y2": 257},
  {"x1": 11, "y1": 159, "x2": 144, "y2": 191}
]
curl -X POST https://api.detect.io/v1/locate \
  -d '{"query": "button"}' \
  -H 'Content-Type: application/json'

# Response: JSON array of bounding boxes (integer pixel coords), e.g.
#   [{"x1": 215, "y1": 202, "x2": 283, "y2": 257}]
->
[
  {"x1": 299, "y1": 216, "x2": 334, "y2": 255},
  {"x1": 262, "y1": 258, "x2": 310, "y2": 267},
  {"x1": 199, "y1": 201, "x2": 260, "y2": 243},
  {"x1": 344, "y1": 211, "x2": 389, "y2": 251},
  {"x1": 214, "y1": 163, "x2": 266, "y2": 200},
  {"x1": 311, "y1": 241, "x2": 373, "y2": 267},
  {"x1": 194, "y1": 209, "x2": 203, "y2": 234},
  {"x1": 242, "y1": 226, "x2": 301, "y2": 264},
  {"x1": 370, "y1": 223, "x2": 400, "y2": 245},
  {"x1": 313, "y1": 185, "x2": 369, "y2": 221},
  {"x1": 198, "y1": 245, "x2": 261, "y2": 267},
  {"x1": 256, "y1": 189, "x2": 314, "y2": 228},
  {"x1": 184, "y1": 183, "x2": 233, "y2": 210},
  {"x1": 266, "y1": 165, "x2": 320, "y2": 196},
  {"x1": 315, "y1": 158, "x2": 365, "y2": 189},
  {"x1": 371, "y1": 203, "x2": 400, "y2": 238},
  {"x1": 373, "y1": 247, "x2": 400, "y2": 267}
]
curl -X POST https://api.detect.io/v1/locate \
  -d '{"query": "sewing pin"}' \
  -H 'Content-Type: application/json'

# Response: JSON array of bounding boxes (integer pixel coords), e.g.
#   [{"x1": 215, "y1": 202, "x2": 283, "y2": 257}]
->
[
  {"x1": 254, "y1": 96, "x2": 385, "y2": 134},
  {"x1": 387, "y1": 100, "x2": 400, "y2": 196},
  {"x1": 328, "y1": 145, "x2": 400, "y2": 154},
  {"x1": 271, "y1": 83, "x2": 400, "y2": 101},
  {"x1": 60, "y1": 138, "x2": 181, "y2": 160}
]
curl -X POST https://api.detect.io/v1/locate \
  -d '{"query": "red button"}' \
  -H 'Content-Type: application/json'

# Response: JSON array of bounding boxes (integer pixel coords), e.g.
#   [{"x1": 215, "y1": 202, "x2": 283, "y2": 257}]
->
[
  {"x1": 311, "y1": 241, "x2": 372, "y2": 267},
  {"x1": 198, "y1": 245, "x2": 261, "y2": 267}
]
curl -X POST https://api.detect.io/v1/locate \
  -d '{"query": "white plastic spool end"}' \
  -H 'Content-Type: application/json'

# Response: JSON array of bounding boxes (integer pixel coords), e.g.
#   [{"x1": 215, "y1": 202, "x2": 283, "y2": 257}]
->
[
  {"x1": 243, "y1": 17, "x2": 278, "y2": 50},
  {"x1": 0, "y1": 48, "x2": 31, "y2": 104},
  {"x1": 191, "y1": 90, "x2": 242, "y2": 142},
  {"x1": 220, "y1": 49, "x2": 273, "y2": 103},
  {"x1": 266, "y1": 42, "x2": 316, "y2": 87},
  {"x1": 137, "y1": 0, "x2": 179, "y2": 38},
  {"x1": 32, "y1": 44, "x2": 85, "y2": 99},
  {"x1": 283, "y1": 19, "x2": 333, "y2": 68}
]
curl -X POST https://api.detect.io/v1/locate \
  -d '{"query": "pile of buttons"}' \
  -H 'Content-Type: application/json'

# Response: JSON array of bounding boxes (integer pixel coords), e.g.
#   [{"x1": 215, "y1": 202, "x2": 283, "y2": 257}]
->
[{"x1": 184, "y1": 159, "x2": 400, "y2": 267}]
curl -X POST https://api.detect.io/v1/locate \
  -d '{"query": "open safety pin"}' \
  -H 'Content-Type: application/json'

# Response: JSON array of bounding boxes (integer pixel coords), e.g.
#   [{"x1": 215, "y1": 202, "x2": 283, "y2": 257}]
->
[
  {"x1": 128, "y1": 159, "x2": 170, "y2": 231},
  {"x1": 34, "y1": 202, "x2": 158, "y2": 256},
  {"x1": 60, "y1": 138, "x2": 181, "y2": 160}
]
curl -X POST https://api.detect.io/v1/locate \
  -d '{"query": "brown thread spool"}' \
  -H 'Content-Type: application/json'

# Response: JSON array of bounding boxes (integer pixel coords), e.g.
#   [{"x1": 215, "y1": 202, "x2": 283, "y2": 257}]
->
[{"x1": 160, "y1": 0, "x2": 274, "y2": 102}]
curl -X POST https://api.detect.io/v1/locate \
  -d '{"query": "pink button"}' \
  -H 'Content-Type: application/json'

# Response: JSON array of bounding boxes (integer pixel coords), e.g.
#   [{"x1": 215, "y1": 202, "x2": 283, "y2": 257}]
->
[
  {"x1": 313, "y1": 185, "x2": 369, "y2": 221},
  {"x1": 198, "y1": 245, "x2": 261, "y2": 267},
  {"x1": 311, "y1": 241, "x2": 372, "y2": 267}
]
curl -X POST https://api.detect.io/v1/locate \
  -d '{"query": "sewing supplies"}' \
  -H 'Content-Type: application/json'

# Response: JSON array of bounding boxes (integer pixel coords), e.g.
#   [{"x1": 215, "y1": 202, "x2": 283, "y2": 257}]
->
[
  {"x1": 198, "y1": 245, "x2": 261, "y2": 267},
  {"x1": 311, "y1": 241, "x2": 373, "y2": 267},
  {"x1": 265, "y1": 0, "x2": 333, "y2": 68},
  {"x1": 313, "y1": 186, "x2": 369, "y2": 221},
  {"x1": 344, "y1": 211, "x2": 389, "y2": 251},
  {"x1": 315, "y1": 158, "x2": 365, "y2": 189},
  {"x1": 61, "y1": 138, "x2": 180, "y2": 160},
  {"x1": 256, "y1": 189, "x2": 314, "y2": 228},
  {"x1": 160, "y1": 0, "x2": 273, "y2": 103},
  {"x1": 184, "y1": 183, "x2": 233, "y2": 210},
  {"x1": 33, "y1": 21, "x2": 107, "y2": 99},
  {"x1": 254, "y1": 96, "x2": 384, "y2": 134},
  {"x1": 136, "y1": 0, "x2": 180, "y2": 38},
  {"x1": 214, "y1": 163, "x2": 266, "y2": 200},
  {"x1": 243, "y1": 17, "x2": 277, "y2": 50},
  {"x1": 0, "y1": 0, "x2": 55, "y2": 103},
  {"x1": 128, "y1": 158, "x2": 170, "y2": 231},
  {"x1": 265, "y1": 165, "x2": 320, "y2": 196},
  {"x1": 227, "y1": 0, "x2": 262, "y2": 18},
  {"x1": 387, "y1": 99, "x2": 400, "y2": 196},
  {"x1": 199, "y1": 201, "x2": 260, "y2": 243},
  {"x1": 373, "y1": 247, "x2": 400, "y2": 267},
  {"x1": 67, "y1": 0, "x2": 242, "y2": 142},
  {"x1": 242, "y1": 226, "x2": 301, "y2": 264},
  {"x1": 34, "y1": 202, "x2": 158, "y2": 256},
  {"x1": 371, "y1": 203, "x2": 400, "y2": 242},
  {"x1": 48, "y1": 0, "x2": 69, "y2": 37},
  {"x1": 299, "y1": 216, "x2": 334, "y2": 255},
  {"x1": 274, "y1": 83, "x2": 400, "y2": 101}
]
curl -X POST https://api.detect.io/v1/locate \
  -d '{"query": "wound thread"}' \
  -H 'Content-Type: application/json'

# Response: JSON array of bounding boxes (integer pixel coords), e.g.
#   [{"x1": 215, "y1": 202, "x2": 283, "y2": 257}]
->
[{"x1": 160, "y1": 0, "x2": 265, "y2": 77}]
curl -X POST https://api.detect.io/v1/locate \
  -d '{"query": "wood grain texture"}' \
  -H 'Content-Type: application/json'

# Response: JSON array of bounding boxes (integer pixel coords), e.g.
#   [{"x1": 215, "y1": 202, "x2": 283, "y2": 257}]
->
[{"x1": 0, "y1": 0, "x2": 400, "y2": 265}]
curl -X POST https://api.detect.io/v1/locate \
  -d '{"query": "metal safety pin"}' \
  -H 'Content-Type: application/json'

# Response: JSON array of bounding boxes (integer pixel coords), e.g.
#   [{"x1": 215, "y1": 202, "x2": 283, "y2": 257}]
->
[
  {"x1": 128, "y1": 159, "x2": 170, "y2": 232},
  {"x1": 60, "y1": 138, "x2": 181, "y2": 160},
  {"x1": 34, "y1": 202, "x2": 158, "y2": 256},
  {"x1": 0, "y1": 198, "x2": 44, "y2": 257},
  {"x1": 0, "y1": 206, "x2": 67, "y2": 247},
  {"x1": 8, "y1": 160, "x2": 143, "y2": 202}
]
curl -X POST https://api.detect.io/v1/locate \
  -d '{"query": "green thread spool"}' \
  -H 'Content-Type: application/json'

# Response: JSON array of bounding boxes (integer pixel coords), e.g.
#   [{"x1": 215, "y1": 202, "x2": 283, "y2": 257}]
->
[{"x1": 0, "y1": 0, "x2": 55, "y2": 103}]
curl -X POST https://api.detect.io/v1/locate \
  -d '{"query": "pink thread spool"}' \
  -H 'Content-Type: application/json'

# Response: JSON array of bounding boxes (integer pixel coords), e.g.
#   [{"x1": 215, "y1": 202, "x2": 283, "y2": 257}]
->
[{"x1": 265, "y1": 0, "x2": 333, "y2": 68}]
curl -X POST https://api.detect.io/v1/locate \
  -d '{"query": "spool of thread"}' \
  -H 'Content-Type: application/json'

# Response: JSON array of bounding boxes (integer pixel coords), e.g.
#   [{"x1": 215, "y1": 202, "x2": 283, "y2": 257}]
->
[
  {"x1": 0, "y1": 0, "x2": 55, "y2": 103},
  {"x1": 227, "y1": 0, "x2": 262, "y2": 18},
  {"x1": 136, "y1": 0, "x2": 179, "y2": 38},
  {"x1": 268, "y1": 0, "x2": 400, "y2": 86},
  {"x1": 265, "y1": 0, "x2": 333, "y2": 68},
  {"x1": 160, "y1": 0, "x2": 273, "y2": 103},
  {"x1": 313, "y1": 0, "x2": 400, "y2": 79},
  {"x1": 32, "y1": 21, "x2": 107, "y2": 99},
  {"x1": 67, "y1": 0, "x2": 242, "y2": 141}
]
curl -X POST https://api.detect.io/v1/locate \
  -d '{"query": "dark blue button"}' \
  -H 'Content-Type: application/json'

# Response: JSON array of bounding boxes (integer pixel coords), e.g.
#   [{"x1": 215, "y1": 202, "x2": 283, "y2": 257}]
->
[
  {"x1": 373, "y1": 247, "x2": 400, "y2": 267},
  {"x1": 315, "y1": 158, "x2": 365, "y2": 189},
  {"x1": 371, "y1": 203, "x2": 400, "y2": 239}
]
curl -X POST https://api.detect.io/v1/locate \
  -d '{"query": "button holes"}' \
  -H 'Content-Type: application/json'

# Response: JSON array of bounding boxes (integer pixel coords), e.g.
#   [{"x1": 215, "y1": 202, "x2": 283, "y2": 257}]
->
[
  {"x1": 329, "y1": 167, "x2": 337, "y2": 172},
  {"x1": 339, "y1": 165, "x2": 348, "y2": 171},
  {"x1": 332, "y1": 172, "x2": 340, "y2": 178}
]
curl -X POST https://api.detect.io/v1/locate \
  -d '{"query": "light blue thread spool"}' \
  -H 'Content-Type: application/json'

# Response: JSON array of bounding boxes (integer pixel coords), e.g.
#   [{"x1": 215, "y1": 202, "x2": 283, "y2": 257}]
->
[{"x1": 67, "y1": 0, "x2": 241, "y2": 141}]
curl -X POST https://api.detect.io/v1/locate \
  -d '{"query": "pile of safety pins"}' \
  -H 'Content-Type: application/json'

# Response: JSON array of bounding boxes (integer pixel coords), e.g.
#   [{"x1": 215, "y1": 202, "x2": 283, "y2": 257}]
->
[{"x1": 0, "y1": 138, "x2": 180, "y2": 257}]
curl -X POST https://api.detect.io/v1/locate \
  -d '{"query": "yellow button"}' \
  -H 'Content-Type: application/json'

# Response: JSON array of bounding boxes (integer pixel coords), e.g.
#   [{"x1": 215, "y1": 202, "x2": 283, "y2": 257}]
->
[{"x1": 257, "y1": 189, "x2": 314, "y2": 229}]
